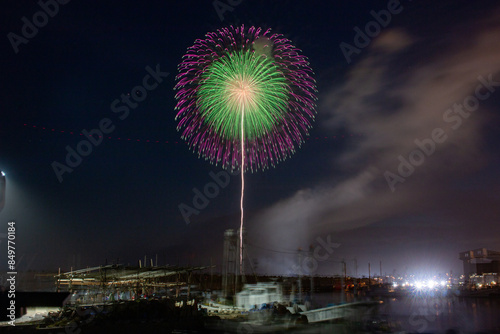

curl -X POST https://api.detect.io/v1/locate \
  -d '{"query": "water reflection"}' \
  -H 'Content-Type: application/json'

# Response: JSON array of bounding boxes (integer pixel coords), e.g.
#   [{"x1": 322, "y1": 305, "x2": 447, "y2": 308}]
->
[{"x1": 326, "y1": 291, "x2": 500, "y2": 333}]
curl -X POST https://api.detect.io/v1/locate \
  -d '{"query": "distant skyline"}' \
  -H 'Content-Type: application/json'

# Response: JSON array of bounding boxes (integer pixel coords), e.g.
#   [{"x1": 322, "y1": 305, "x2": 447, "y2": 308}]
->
[{"x1": 1, "y1": 0, "x2": 500, "y2": 278}]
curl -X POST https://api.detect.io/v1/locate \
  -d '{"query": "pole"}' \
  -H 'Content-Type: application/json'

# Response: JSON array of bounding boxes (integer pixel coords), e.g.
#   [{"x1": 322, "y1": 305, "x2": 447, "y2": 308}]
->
[
  {"x1": 210, "y1": 257, "x2": 214, "y2": 291},
  {"x1": 309, "y1": 246, "x2": 314, "y2": 304},
  {"x1": 187, "y1": 271, "x2": 191, "y2": 300},
  {"x1": 344, "y1": 261, "x2": 347, "y2": 283},
  {"x1": 368, "y1": 262, "x2": 371, "y2": 288},
  {"x1": 298, "y1": 249, "x2": 302, "y2": 303},
  {"x1": 353, "y1": 259, "x2": 357, "y2": 300},
  {"x1": 176, "y1": 273, "x2": 179, "y2": 298},
  {"x1": 341, "y1": 260, "x2": 345, "y2": 303}
]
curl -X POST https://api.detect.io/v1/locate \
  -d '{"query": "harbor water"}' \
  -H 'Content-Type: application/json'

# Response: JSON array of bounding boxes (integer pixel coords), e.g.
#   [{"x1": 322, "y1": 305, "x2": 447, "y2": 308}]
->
[{"x1": 305, "y1": 291, "x2": 500, "y2": 333}]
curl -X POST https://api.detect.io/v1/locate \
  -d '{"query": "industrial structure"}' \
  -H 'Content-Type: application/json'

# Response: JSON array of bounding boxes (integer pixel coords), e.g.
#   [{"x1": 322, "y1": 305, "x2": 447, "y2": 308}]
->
[
  {"x1": 459, "y1": 248, "x2": 500, "y2": 285},
  {"x1": 55, "y1": 264, "x2": 208, "y2": 304},
  {"x1": 221, "y1": 228, "x2": 246, "y2": 299}
]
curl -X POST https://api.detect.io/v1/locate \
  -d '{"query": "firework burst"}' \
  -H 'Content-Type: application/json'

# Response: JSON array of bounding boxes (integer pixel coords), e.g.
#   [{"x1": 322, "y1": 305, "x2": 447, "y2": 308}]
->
[{"x1": 174, "y1": 25, "x2": 317, "y2": 172}]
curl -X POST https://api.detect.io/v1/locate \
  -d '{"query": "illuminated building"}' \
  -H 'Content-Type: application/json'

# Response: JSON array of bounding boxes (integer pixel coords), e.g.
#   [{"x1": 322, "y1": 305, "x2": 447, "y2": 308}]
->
[{"x1": 459, "y1": 248, "x2": 500, "y2": 284}]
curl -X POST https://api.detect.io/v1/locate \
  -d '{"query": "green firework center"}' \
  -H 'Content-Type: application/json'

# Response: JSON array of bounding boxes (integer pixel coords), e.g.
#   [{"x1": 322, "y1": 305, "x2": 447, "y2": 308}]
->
[{"x1": 197, "y1": 50, "x2": 289, "y2": 141}]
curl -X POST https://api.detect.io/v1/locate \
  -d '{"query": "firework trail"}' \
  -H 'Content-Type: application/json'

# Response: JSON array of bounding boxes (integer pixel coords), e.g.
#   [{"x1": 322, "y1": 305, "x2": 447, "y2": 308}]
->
[
  {"x1": 174, "y1": 25, "x2": 317, "y2": 274},
  {"x1": 240, "y1": 107, "x2": 245, "y2": 276}
]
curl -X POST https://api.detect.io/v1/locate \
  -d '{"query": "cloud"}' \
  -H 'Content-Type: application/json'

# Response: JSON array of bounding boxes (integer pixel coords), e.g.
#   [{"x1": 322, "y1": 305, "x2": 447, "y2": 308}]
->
[
  {"x1": 250, "y1": 11, "x2": 500, "y2": 255},
  {"x1": 372, "y1": 28, "x2": 412, "y2": 52}
]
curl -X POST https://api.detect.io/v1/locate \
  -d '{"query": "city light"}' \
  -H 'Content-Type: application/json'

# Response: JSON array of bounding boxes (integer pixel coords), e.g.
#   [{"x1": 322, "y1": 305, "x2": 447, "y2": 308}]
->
[{"x1": 407, "y1": 277, "x2": 451, "y2": 292}]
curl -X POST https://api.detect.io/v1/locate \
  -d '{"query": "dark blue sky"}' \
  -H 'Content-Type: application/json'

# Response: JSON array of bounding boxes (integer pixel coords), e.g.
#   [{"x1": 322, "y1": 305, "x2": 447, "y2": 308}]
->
[{"x1": 1, "y1": 0, "x2": 500, "y2": 278}]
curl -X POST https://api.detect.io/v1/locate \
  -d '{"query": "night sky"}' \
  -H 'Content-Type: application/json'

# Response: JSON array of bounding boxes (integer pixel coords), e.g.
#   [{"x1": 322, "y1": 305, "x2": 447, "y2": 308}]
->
[{"x1": 1, "y1": 0, "x2": 500, "y2": 278}]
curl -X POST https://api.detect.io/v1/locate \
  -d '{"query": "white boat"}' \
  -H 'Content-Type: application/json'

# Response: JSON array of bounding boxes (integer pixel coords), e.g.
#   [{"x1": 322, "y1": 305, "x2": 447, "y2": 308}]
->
[
  {"x1": 300, "y1": 300, "x2": 381, "y2": 323},
  {"x1": 235, "y1": 282, "x2": 285, "y2": 310}
]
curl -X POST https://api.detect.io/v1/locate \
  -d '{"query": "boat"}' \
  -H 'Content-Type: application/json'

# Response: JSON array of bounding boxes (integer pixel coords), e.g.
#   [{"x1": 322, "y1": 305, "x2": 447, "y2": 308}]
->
[
  {"x1": 299, "y1": 300, "x2": 381, "y2": 323},
  {"x1": 235, "y1": 282, "x2": 285, "y2": 310}
]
